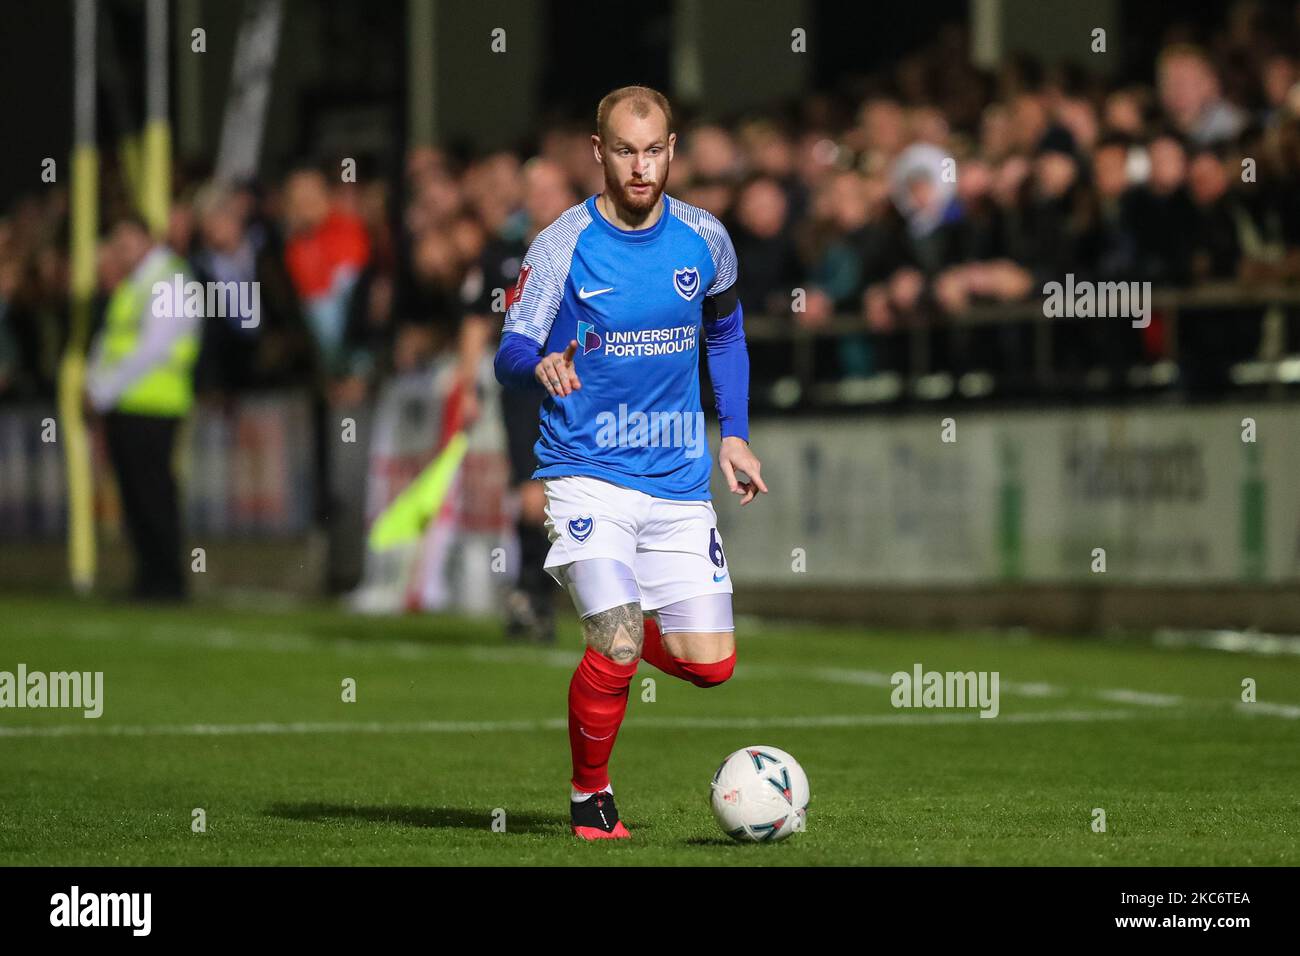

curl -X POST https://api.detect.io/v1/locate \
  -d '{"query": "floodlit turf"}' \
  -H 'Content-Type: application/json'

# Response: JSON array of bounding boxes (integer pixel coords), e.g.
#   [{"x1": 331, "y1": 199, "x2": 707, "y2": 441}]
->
[{"x1": 0, "y1": 593, "x2": 1297, "y2": 866}]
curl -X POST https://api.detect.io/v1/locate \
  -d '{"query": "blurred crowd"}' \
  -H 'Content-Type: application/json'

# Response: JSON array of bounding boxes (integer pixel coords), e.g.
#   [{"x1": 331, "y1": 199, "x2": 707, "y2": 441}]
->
[{"x1": 5, "y1": 8, "x2": 1300, "y2": 403}]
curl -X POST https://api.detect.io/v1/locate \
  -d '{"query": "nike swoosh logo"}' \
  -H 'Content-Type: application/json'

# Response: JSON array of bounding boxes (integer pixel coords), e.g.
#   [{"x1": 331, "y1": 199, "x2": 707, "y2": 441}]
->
[
  {"x1": 713, "y1": 572, "x2": 728, "y2": 583},
  {"x1": 578, "y1": 286, "x2": 614, "y2": 299},
  {"x1": 579, "y1": 727, "x2": 614, "y2": 741}
]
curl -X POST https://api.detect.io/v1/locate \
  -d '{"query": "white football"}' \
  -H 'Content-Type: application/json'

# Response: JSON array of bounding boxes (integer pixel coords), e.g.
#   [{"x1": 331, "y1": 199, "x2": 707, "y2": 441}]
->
[{"x1": 710, "y1": 745, "x2": 810, "y2": 842}]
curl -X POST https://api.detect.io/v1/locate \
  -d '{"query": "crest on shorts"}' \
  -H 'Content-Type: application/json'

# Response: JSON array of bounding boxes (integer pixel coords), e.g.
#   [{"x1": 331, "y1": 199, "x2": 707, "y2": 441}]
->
[
  {"x1": 673, "y1": 267, "x2": 700, "y2": 301},
  {"x1": 567, "y1": 515, "x2": 595, "y2": 543}
]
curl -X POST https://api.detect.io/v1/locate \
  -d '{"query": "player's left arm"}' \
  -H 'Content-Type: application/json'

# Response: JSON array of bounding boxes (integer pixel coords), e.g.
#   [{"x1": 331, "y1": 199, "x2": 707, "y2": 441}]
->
[
  {"x1": 703, "y1": 282, "x2": 768, "y2": 507},
  {"x1": 697, "y1": 210, "x2": 766, "y2": 504}
]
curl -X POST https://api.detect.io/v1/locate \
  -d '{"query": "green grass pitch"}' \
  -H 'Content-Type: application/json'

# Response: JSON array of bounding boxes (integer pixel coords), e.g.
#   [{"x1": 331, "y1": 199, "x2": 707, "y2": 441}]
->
[{"x1": 1, "y1": 593, "x2": 1297, "y2": 865}]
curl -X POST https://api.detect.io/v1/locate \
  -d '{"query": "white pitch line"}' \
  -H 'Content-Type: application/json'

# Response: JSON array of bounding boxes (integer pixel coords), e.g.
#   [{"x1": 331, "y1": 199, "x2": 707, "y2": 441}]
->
[
  {"x1": 746, "y1": 663, "x2": 1188, "y2": 709},
  {"x1": 1154, "y1": 629, "x2": 1300, "y2": 656},
  {"x1": 41, "y1": 621, "x2": 1300, "y2": 717},
  {"x1": 0, "y1": 718, "x2": 562, "y2": 739},
  {"x1": 1236, "y1": 701, "x2": 1300, "y2": 719},
  {"x1": 0, "y1": 708, "x2": 1143, "y2": 739},
  {"x1": 1094, "y1": 689, "x2": 1185, "y2": 707},
  {"x1": 764, "y1": 664, "x2": 1067, "y2": 700}
]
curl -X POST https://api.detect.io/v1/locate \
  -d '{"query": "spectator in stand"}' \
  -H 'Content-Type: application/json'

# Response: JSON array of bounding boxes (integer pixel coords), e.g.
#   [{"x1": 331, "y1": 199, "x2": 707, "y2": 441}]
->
[
  {"x1": 191, "y1": 180, "x2": 306, "y2": 395},
  {"x1": 283, "y1": 167, "x2": 372, "y2": 394},
  {"x1": 852, "y1": 97, "x2": 908, "y2": 175},
  {"x1": 1128, "y1": 132, "x2": 1198, "y2": 286},
  {"x1": 680, "y1": 123, "x2": 741, "y2": 219},
  {"x1": 686, "y1": 123, "x2": 742, "y2": 182},
  {"x1": 738, "y1": 119, "x2": 809, "y2": 225},
  {"x1": 282, "y1": 167, "x2": 373, "y2": 592},
  {"x1": 1187, "y1": 146, "x2": 1244, "y2": 281},
  {"x1": 1182, "y1": 143, "x2": 1257, "y2": 394},
  {"x1": 1103, "y1": 87, "x2": 1150, "y2": 138},
  {"x1": 1079, "y1": 135, "x2": 1138, "y2": 281},
  {"x1": 731, "y1": 175, "x2": 800, "y2": 320},
  {"x1": 393, "y1": 230, "x2": 465, "y2": 373},
  {"x1": 1158, "y1": 44, "x2": 1251, "y2": 146},
  {"x1": 800, "y1": 170, "x2": 883, "y2": 332},
  {"x1": 1260, "y1": 53, "x2": 1298, "y2": 128},
  {"x1": 859, "y1": 143, "x2": 962, "y2": 339}
]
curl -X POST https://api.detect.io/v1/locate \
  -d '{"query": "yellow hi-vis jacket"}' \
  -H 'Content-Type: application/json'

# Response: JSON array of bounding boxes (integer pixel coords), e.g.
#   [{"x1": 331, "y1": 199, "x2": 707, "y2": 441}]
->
[{"x1": 89, "y1": 247, "x2": 200, "y2": 417}]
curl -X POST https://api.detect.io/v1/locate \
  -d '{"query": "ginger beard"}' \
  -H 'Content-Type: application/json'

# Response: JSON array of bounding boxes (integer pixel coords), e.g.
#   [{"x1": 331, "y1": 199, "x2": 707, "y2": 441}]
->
[{"x1": 600, "y1": 144, "x2": 670, "y2": 220}]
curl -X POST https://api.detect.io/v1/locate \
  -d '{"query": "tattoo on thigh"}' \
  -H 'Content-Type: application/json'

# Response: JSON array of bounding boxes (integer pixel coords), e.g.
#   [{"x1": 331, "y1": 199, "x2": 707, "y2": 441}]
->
[{"x1": 584, "y1": 602, "x2": 643, "y2": 664}]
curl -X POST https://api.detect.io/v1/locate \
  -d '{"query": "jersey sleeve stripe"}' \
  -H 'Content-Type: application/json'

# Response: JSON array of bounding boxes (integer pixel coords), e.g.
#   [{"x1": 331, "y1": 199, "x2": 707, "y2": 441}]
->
[
  {"x1": 666, "y1": 195, "x2": 738, "y2": 297},
  {"x1": 501, "y1": 201, "x2": 593, "y2": 345}
]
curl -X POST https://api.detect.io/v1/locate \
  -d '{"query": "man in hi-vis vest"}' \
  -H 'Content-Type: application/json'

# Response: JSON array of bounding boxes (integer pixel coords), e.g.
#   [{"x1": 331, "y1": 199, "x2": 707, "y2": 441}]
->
[{"x1": 86, "y1": 214, "x2": 200, "y2": 600}]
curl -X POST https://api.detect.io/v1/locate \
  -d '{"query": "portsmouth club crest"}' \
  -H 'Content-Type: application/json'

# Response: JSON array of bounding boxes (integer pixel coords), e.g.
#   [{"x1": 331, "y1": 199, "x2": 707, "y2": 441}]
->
[
  {"x1": 673, "y1": 266, "x2": 700, "y2": 301},
  {"x1": 567, "y1": 515, "x2": 595, "y2": 543}
]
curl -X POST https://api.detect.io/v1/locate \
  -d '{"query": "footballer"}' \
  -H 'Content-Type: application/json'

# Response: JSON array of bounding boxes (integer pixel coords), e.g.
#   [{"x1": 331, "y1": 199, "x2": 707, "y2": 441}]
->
[{"x1": 494, "y1": 85, "x2": 767, "y2": 839}]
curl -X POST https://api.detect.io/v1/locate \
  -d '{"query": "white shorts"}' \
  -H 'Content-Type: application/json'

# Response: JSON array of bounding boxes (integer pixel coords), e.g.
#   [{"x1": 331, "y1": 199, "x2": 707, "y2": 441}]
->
[{"x1": 541, "y1": 475, "x2": 733, "y2": 612}]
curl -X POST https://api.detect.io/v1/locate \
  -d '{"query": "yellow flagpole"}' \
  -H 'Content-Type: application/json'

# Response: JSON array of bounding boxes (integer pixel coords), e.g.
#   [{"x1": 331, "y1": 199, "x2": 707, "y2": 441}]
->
[
  {"x1": 62, "y1": 0, "x2": 99, "y2": 593},
  {"x1": 142, "y1": 0, "x2": 171, "y2": 237}
]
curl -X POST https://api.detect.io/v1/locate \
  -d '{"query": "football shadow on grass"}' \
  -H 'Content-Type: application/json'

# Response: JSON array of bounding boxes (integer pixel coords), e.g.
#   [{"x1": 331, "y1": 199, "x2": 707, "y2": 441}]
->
[{"x1": 264, "y1": 802, "x2": 559, "y2": 834}]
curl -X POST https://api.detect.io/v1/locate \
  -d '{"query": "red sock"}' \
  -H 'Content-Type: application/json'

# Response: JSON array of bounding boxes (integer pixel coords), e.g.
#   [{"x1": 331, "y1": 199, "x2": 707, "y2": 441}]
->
[
  {"x1": 568, "y1": 647, "x2": 639, "y2": 792},
  {"x1": 639, "y1": 616, "x2": 692, "y2": 681},
  {"x1": 677, "y1": 651, "x2": 735, "y2": 687},
  {"x1": 640, "y1": 616, "x2": 736, "y2": 688}
]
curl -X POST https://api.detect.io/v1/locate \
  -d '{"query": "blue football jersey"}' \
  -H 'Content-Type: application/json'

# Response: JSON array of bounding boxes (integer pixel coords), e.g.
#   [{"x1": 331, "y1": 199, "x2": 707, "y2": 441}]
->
[{"x1": 501, "y1": 194, "x2": 739, "y2": 500}]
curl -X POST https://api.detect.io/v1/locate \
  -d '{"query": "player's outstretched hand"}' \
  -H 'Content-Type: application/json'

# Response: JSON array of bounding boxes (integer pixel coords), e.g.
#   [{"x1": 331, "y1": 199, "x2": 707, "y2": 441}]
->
[
  {"x1": 719, "y1": 436, "x2": 768, "y2": 506},
  {"x1": 535, "y1": 340, "x2": 582, "y2": 398}
]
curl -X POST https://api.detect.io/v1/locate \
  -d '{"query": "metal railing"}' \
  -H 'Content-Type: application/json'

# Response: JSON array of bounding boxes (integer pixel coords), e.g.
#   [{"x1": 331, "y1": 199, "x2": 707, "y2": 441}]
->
[{"x1": 741, "y1": 283, "x2": 1300, "y2": 407}]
